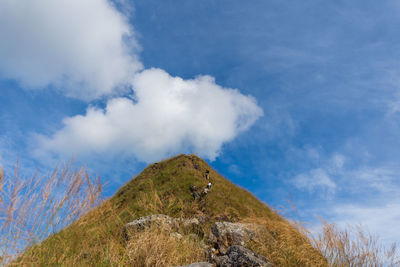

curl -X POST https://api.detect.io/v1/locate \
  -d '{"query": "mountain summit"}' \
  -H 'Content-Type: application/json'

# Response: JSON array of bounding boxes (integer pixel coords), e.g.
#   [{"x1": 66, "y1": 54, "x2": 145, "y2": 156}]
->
[
  {"x1": 20, "y1": 155, "x2": 326, "y2": 266},
  {"x1": 112, "y1": 154, "x2": 279, "y2": 222}
]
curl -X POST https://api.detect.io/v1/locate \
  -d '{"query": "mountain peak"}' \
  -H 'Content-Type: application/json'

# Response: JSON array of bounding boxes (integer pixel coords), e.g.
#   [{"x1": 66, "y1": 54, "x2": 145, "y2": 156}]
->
[{"x1": 111, "y1": 154, "x2": 278, "y2": 222}]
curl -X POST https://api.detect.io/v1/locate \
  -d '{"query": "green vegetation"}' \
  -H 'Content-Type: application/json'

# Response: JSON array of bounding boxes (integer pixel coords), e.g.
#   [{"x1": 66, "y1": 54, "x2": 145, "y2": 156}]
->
[{"x1": 111, "y1": 154, "x2": 279, "y2": 221}]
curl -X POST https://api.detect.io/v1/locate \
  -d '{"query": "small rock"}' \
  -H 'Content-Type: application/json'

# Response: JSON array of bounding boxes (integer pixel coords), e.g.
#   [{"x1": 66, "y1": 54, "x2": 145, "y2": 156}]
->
[
  {"x1": 205, "y1": 247, "x2": 217, "y2": 262},
  {"x1": 178, "y1": 262, "x2": 213, "y2": 267},
  {"x1": 182, "y1": 218, "x2": 200, "y2": 228},
  {"x1": 125, "y1": 214, "x2": 177, "y2": 232},
  {"x1": 215, "y1": 255, "x2": 231, "y2": 266},
  {"x1": 215, "y1": 245, "x2": 273, "y2": 267},
  {"x1": 125, "y1": 214, "x2": 201, "y2": 239},
  {"x1": 190, "y1": 185, "x2": 202, "y2": 200},
  {"x1": 170, "y1": 232, "x2": 183, "y2": 239},
  {"x1": 197, "y1": 215, "x2": 210, "y2": 224}
]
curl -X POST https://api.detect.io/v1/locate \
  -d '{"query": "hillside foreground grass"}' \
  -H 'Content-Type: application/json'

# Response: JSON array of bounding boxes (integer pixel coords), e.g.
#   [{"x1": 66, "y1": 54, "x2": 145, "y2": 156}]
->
[{"x1": 1, "y1": 154, "x2": 398, "y2": 266}]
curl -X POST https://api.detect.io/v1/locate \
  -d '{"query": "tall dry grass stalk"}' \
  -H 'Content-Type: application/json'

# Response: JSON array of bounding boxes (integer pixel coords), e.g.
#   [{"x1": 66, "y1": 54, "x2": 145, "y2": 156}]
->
[
  {"x1": 296, "y1": 220, "x2": 400, "y2": 267},
  {"x1": 243, "y1": 217, "x2": 328, "y2": 266},
  {"x1": 0, "y1": 161, "x2": 103, "y2": 265}
]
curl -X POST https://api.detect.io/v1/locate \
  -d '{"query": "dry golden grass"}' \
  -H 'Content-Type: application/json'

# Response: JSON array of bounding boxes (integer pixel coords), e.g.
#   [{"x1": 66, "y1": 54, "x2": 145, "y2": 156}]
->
[
  {"x1": 0, "y1": 161, "x2": 102, "y2": 265},
  {"x1": 302, "y1": 221, "x2": 400, "y2": 267},
  {"x1": 243, "y1": 217, "x2": 328, "y2": 266},
  {"x1": 15, "y1": 194, "x2": 206, "y2": 267},
  {"x1": 126, "y1": 225, "x2": 206, "y2": 267}
]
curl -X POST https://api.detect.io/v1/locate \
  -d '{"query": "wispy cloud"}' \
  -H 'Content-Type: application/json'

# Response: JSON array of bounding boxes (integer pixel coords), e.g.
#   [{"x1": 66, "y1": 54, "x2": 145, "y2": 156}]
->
[
  {"x1": 331, "y1": 200, "x2": 400, "y2": 245},
  {"x1": 290, "y1": 152, "x2": 344, "y2": 197},
  {"x1": 292, "y1": 149, "x2": 400, "y2": 193},
  {"x1": 290, "y1": 147, "x2": 400, "y2": 245},
  {"x1": 292, "y1": 168, "x2": 336, "y2": 195}
]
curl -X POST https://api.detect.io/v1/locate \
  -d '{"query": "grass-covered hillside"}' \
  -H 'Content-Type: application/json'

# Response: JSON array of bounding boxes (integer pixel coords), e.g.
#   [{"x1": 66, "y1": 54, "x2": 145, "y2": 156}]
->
[{"x1": 15, "y1": 154, "x2": 327, "y2": 266}]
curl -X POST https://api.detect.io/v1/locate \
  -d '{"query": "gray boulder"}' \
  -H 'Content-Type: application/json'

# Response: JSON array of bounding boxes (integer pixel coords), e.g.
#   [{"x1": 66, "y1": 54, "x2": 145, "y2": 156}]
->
[
  {"x1": 178, "y1": 262, "x2": 213, "y2": 267},
  {"x1": 216, "y1": 245, "x2": 273, "y2": 267},
  {"x1": 125, "y1": 214, "x2": 177, "y2": 232},
  {"x1": 209, "y1": 222, "x2": 260, "y2": 254},
  {"x1": 125, "y1": 214, "x2": 200, "y2": 238}
]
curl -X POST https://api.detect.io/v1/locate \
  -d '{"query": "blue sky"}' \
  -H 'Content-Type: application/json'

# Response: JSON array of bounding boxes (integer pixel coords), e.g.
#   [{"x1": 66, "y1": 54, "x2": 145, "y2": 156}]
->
[{"x1": 1, "y1": 0, "x2": 400, "y2": 245}]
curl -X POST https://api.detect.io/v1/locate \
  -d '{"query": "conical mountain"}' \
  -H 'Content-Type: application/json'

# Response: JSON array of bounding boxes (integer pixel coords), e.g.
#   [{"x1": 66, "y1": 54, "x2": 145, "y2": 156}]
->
[
  {"x1": 21, "y1": 154, "x2": 326, "y2": 266},
  {"x1": 111, "y1": 154, "x2": 279, "y2": 222}
]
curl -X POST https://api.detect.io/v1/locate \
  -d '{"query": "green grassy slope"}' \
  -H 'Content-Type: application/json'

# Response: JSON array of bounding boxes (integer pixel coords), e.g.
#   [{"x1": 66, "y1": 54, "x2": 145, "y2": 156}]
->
[
  {"x1": 17, "y1": 155, "x2": 326, "y2": 266},
  {"x1": 112, "y1": 154, "x2": 279, "y2": 221}
]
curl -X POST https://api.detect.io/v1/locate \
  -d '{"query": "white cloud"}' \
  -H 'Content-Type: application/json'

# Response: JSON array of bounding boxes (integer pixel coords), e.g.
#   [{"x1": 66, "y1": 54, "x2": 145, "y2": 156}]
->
[
  {"x1": 0, "y1": 0, "x2": 142, "y2": 100},
  {"x1": 292, "y1": 168, "x2": 336, "y2": 194},
  {"x1": 35, "y1": 68, "x2": 263, "y2": 162}
]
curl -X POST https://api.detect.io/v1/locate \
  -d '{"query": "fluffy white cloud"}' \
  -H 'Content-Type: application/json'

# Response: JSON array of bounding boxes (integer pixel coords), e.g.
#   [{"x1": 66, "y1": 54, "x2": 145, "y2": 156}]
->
[
  {"x1": 35, "y1": 68, "x2": 263, "y2": 162},
  {"x1": 0, "y1": 0, "x2": 142, "y2": 100}
]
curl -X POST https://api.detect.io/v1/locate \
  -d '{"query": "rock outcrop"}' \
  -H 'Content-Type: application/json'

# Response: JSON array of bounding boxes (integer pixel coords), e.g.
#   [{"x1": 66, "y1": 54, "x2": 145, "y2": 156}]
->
[
  {"x1": 208, "y1": 221, "x2": 260, "y2": 254},
  {"x1": 179, "y1": 262, "x2": 213, "y2": 267},
  {"x1": 125, "y1": 214, "x2": 177, "y2": 231},
  {"x1": 126, "y1": 214, "x2": 199, "y2": 231},
  {"x1": 215, "y1": 245, "x2": 273, "y2": 267},
  {"x1": 126, "y1": 214, "x2": 274, "y2": 266},
  {"x1": 125, "y1": 214, "x2": 200, "y2": 240}
]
